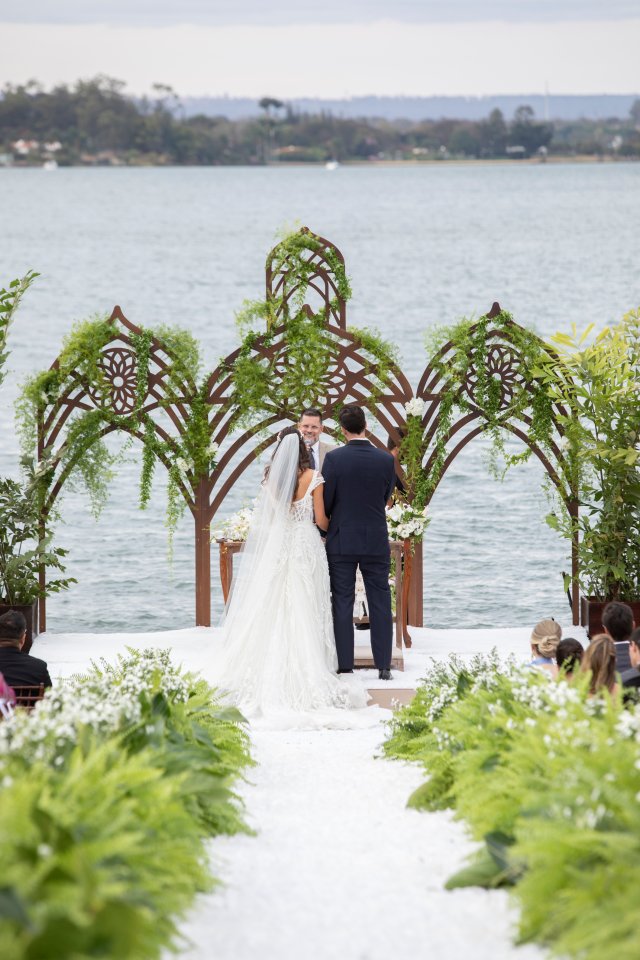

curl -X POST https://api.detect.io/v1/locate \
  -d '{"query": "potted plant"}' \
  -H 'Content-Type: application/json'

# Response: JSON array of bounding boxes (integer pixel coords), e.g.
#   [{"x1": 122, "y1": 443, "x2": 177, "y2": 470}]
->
[
  {"x1": 541, "y1": 309, "x2": 640, "y2": 635},
  {"x1": 0, "y1": 469, "x2": 76, "y2": 652}
]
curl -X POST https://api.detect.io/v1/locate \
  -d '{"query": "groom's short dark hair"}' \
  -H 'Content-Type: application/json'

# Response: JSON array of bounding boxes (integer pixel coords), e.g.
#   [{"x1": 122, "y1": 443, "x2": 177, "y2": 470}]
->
[{"x1": 339, "y1": 405, "x2": 366, "y2": 434}]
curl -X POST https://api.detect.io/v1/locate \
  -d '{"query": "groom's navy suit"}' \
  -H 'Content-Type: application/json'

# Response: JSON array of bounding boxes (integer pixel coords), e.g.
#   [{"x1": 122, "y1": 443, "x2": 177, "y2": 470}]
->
[{"x1": 322, "y1": 439, "x2": 396, "y2": 672}]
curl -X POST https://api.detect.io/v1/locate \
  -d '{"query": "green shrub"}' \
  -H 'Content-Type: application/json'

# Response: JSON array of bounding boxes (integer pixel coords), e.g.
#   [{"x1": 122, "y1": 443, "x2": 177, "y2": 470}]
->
[
  {"x1": 385, "y1": 654, "x2": 640, "y2": 959},
  {"x1": 0, "y1": 648, "x2": 252, "y2": 960}
]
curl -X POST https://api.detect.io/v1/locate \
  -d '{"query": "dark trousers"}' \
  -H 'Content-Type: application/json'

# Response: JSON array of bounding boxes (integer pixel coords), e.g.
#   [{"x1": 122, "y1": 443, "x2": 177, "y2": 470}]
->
[{"x1": 328, "y1": 554, "x2": 393, "y2": 671}]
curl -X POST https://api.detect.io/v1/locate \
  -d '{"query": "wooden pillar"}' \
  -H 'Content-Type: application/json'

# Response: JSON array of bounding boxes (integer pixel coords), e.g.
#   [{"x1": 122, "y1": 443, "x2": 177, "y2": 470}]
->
[
  {"x1": 37, "y1": 409, "x2": 46, "y2": 633},
  {"x1": 194, "y1": 478, "x2": 211, "y2": 626},
  {"x1": 407, "y1": 540, "x2": 423, "y2": 626},
  {"x1": 38, "y1": 520, "x2": 46, "y2": 634},
  {"x1": 569, "y1": 499, "x2": 580, "y2": 626}
]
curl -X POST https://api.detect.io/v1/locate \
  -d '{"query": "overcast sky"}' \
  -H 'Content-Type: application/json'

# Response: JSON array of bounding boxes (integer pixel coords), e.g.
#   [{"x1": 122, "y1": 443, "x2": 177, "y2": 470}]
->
[{"x1": 1, "y1": 3, "x2": 639, "y2": 98}]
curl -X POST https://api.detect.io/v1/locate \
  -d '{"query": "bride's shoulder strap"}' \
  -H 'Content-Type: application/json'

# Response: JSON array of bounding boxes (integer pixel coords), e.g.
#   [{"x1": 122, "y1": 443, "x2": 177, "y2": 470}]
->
[{"x1": 310, "y1": 470, "x2": 325, "y2": 490}]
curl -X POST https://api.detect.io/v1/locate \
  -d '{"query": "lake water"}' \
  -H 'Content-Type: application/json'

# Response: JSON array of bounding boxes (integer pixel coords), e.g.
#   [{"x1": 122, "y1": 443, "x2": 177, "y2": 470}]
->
[{"x1": 1, "y1": 162, "x2": 639, "y2": 633}]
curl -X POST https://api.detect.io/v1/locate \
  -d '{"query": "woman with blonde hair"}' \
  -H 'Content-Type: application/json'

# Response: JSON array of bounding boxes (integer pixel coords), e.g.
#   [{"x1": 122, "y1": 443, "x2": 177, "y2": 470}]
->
[
  {"x1": 529, "y1": 618, "x2": 562, "y2": 675},
  {"x1": 581, "y1": 633, "x2": 618, "y2": 696}
]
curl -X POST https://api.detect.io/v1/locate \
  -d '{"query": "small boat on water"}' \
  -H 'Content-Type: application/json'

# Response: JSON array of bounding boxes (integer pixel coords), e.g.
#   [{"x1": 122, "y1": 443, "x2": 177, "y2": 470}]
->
[
  {"x1": 325, "y1": 160, "x2": 339, "y2": 171},
  {"x1": 42, "y1": 160, "x2": 58, "y2": 171}
]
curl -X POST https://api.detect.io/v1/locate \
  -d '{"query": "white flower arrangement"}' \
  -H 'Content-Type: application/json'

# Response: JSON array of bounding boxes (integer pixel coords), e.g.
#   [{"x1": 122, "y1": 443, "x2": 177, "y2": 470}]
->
[
  {"x1": 386, "y1": 501, "x2": 430, "y2": 542},
  {"x1": 0, "y1": 648, "x2": 190, "y2": 769},
  {"x1": 212, "y1": 505, "x2": 254, "y2": 542},
  {"x1": 404, "y1": 398, "x2": 426, "y2": 418}
]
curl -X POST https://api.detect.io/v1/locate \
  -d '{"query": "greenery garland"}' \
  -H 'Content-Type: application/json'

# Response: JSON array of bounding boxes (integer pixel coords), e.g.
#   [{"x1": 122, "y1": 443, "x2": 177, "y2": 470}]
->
[
  {"x1": 16, "y1": 315, "x2": 214, "y2": 551},
  {"x1": 420, "y1": 310, "x2": 562, "y2": 500},
  {"x1": 228, "y1": 229, "x2": 398, "y2": 430},
  {"x1": 14, "y1": 230, "x2": 397, "y2": 562}
]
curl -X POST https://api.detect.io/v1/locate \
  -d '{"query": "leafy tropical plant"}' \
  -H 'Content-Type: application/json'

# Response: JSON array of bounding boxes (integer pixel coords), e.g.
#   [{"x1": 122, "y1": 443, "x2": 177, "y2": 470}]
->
[
  {"x1": 537, "y1": 309, "x2": 640, "y2": 599},
  {"x1": 0, "y1": 474, "x2": 75, "y2": 605},
  {"x1": 0, "y1": 271, "x2": 74, "y2": 606},
  {"x1": 0, "y1": 271, "x2": 39, "y2": 388}
]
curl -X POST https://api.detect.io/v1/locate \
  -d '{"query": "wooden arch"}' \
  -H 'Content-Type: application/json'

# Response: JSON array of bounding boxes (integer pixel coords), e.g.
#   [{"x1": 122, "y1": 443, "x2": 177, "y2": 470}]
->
[
  {"x1": 36, "y1": 233, "x2": 580, "y2": 631},
  {"x1": 36, "y1": 229, "x2": 415, "y2": 630},
  {"x1": 416, "y1": 303, "x2": 580, "y2": 624}
]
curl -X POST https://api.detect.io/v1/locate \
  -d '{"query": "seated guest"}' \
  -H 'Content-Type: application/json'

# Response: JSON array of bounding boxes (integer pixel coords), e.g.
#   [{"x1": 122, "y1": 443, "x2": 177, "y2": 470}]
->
[
  {"x1": 529, "y1": 618, "x2": 562, "y2": 674},
  {"x1": 581, "y1": 633, "x2": 618, "y2": 696},
  {"x1": 555, "y1": 637, "x2": 584, "y2": 679},
  {"x1": 601, "y1": 600, "x2": 634, "y2": 673},
  {"x1": 620, "y1": 627, "x2": 640, "y2": 694},
  {"x1": 0, "y1": 611, "x2": 52, "y2": 689}
]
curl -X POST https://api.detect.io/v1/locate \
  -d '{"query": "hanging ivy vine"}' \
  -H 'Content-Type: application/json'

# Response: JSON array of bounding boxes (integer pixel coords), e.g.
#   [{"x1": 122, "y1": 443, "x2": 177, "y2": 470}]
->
[
  {"x1": 16, "y1": 314, "x2": 215, "y2": 553},
  {"x1": 415, "y1": 310, "x2": 566, "y2": 504},
  {"x1": 227, "y1": 228, "x2": 398, "y2": 429}
]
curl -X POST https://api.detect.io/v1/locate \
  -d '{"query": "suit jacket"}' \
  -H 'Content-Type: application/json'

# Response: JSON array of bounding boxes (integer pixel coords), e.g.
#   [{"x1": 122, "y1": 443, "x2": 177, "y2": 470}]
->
[
  {"x1": 621, "y1": 666, "x2": 640, "y2": 689},
  {"x1": 615, "y1": 641, "x2": 631, "y2": 673},
  {"x1": 322, "y1": 439, "x2": 396, "y2": 556},
  {"x1": 0, "y1": 646, "x2": 52, "y2": 688},
  {"x1": 312, "y1": 440, "x2": 334, "y2": 470}
]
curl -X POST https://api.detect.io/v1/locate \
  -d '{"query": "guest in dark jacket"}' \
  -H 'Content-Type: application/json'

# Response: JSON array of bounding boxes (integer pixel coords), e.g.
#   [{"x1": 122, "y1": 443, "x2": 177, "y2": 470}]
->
[
  {"x1": 602, "y1": 601, "x2": 635, "y2": 673},
  {"x1": 621, "y1": 627, "x2": 640, "y2": 694},
  {"x1": 0, "y1": 610, "x2": 52, "y2": 689}
]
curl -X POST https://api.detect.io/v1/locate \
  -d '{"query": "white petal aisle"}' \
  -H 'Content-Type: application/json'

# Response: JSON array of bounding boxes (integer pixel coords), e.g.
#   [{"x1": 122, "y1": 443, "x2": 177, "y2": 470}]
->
[{"x1": 37, "y1": 626, "x2": 582, "y2": 960}]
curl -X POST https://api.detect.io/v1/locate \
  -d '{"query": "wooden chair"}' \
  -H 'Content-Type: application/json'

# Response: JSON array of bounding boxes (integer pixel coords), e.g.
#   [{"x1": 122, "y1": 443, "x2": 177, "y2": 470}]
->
[{"x1": 12, "y1": 684, "x2": 45, "y2": 710}]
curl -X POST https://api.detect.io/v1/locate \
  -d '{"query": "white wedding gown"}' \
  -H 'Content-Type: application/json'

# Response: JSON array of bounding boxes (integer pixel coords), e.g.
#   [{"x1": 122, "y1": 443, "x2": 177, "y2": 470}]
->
[{"x1": 210, "y1": 470, "x2": 372, "y2": 728}]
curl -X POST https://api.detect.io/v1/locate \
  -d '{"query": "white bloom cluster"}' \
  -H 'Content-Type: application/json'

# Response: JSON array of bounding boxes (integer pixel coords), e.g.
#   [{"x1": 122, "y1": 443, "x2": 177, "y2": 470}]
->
[
  {"x1": 510, "y1": 672, "x2": 580, "y2": 713},
  {"x1": 0, "y1": 648, "x2": 192, "y2": 773},
  {"x1": 175, "y1": 442, "x2": 219, "y2": 478},
  {"x1": 615, "y1": 704, "x2": 640, "y2": 742},
  {"x1": 414, "y1": 650, "x2": 516, "y2": 727},
  {"x1": 404, "y1": 398, "x2": 426, "y2": 418},
  {"x1": 386, "y1": 502, "x2": 430, "y2": 542},
  {"x1": 213, "y1": 506, "x2": 254, "y2": 542}
]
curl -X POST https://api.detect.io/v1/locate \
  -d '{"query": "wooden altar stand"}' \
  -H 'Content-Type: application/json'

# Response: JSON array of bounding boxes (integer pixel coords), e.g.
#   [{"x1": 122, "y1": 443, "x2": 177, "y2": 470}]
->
[{"x1": 217, "y1": 539, "x2": 408, "y2": 671}]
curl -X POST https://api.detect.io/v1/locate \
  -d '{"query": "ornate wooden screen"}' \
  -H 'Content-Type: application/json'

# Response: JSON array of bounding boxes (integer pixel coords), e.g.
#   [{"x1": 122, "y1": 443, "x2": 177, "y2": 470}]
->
[
  {"x1": 416, "y1": 303, "x2": 579, "y2": 623},
  {"x1": 36, "y1": 229, "x2": 580, "y2": 630}
]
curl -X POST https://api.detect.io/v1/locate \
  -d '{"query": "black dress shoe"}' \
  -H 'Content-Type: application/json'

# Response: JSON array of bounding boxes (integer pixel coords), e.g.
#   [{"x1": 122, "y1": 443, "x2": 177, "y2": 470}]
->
[
  {"x1": 337, "y1": 669, "x2": 354, "y2": 674},
  {"x1": 378, "y1": 669, "x2": 392, "y2": 681}
]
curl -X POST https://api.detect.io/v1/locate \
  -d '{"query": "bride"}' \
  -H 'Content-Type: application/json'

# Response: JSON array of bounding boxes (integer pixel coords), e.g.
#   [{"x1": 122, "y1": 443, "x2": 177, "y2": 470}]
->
[{"x1": 214, "y1": 425, "x2": 369, "y2": 720}]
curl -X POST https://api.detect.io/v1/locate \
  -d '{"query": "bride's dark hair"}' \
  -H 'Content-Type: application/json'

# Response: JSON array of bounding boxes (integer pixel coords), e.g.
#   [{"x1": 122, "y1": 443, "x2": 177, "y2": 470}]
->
[{"x1": 263, "y1": 425, "x2": 310, "y2": 496}]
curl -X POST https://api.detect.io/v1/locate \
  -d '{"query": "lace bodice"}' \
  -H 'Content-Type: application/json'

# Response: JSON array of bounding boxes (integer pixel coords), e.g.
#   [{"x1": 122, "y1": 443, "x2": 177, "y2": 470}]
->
[{"x1": 289, "y1": 471, "x2": 324, "y2": 522}]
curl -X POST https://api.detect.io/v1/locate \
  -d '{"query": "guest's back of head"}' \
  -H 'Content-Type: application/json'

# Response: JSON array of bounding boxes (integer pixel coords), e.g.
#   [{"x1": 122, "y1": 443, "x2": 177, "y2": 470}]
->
[
  {"x1": 0, "y1": 610, "x2": 27, "y2": 647},
  {"x1": 530, "y1": 618, "x2": 562, "y2": 660},
  {"x1": 582, "y1": 633, "x2": 617, "y2": 695},
  {"x1": 602, "y1": 601, "x2": 634, "y2": 643},
  {"x1": 556, "y1": 637, "x2": 584, "y2": 678}
]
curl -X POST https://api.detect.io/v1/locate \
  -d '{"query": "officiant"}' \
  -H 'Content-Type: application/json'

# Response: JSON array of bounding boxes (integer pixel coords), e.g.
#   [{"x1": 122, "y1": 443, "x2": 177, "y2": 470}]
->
[{"x1": 298, "y1": 408, "x2": 334, "y2": 469}]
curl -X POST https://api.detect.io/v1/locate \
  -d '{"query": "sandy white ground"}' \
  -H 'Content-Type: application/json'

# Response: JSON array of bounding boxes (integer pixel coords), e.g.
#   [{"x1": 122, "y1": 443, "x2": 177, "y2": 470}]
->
[{"x1": 35, "y1": 624, "x2": 585, "y2": 960}]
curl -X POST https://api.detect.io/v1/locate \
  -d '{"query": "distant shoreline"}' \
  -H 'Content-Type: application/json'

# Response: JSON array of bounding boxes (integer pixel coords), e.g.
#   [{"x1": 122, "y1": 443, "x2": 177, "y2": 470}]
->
[{"x1": 2, "y1": 155, "x2": 638, "y2": 170}]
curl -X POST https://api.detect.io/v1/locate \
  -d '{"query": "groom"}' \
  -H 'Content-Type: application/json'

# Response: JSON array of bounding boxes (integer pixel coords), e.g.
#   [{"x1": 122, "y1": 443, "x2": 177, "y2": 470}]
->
[{"x1": 322, "y1": 405, "x2": 397, "y2": 680}]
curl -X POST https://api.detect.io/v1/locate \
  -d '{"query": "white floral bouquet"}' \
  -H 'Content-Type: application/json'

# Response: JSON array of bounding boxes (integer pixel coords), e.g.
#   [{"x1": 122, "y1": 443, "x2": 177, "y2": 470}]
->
[
  {"x1": 212, "y1": 505, "x2": 254, "y2": 542},
  {"x1": 404, "y1": 398, "x2": 426, "y2": 418},
  {"x1": 386, "y1": 501, "x2": 430, "y2": 542}
]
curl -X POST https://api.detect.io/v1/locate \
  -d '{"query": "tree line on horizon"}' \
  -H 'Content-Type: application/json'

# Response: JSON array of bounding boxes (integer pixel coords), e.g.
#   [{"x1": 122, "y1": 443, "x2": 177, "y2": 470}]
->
[{"x1": 1, "y1": 77, "x2": 639, "y2": 166}]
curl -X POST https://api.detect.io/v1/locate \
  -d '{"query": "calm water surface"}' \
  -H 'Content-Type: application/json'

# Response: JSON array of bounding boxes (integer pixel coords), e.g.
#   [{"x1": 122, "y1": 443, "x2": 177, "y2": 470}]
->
[{"x1": 1, "y1": 163, "x2": 639, "y2": 632}]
